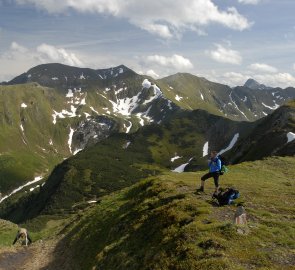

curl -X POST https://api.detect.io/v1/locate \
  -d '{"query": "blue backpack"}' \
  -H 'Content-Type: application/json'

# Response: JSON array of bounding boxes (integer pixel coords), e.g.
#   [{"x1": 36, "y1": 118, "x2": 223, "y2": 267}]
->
[{"x1": 213, "y1": 188, "x2": 240, "y2": 206}]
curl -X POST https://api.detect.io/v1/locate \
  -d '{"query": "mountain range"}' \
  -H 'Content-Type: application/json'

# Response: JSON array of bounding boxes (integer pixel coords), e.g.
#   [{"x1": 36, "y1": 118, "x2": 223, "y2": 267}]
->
[
  {"x1": 0, "y1": 63, "x2": 294, "y2": 195},
  {"x1": 0, "y1": 63, "x2": 295, "y2": 269}
]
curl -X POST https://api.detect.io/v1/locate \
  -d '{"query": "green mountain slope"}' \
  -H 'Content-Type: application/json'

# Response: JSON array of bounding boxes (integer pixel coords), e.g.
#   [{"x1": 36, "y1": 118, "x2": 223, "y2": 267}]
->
[
  {"x1": 1, "y1": 63, "x2": 294, "y2": 207},
  {"x1": 1, "y1": 156, "x2": 294, "y2": 270},
  {"x1": 57, "y1": 157, "x2": 295, "y2": 270},
  {"x1": 230, "y1": 100, "x2": 295, "y2": 163},
  {"x1": 0, "y1": 109, "x2": 253, "y2": 222},
  {"x1": 0, "y1": 65, "x2": 178, "y2": 195},
  {"x1": 159, "y1": 73, "x2": 295, "y2": 121},
  {"x1": 0, "y1": 83, "x2": 68, "y2": 193}
]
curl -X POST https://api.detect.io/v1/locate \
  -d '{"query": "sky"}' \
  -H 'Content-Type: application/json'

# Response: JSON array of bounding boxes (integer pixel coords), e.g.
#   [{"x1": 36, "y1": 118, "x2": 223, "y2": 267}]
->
[{"x1": 0, "y1": 0, "x2": 295, "y2": 88}]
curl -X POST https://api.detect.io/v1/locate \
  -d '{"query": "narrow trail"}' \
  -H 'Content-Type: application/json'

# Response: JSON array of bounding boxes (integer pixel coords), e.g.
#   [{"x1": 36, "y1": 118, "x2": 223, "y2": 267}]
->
[{"x1": 0, "y1": 240, "x2": 57, "y2": 270}]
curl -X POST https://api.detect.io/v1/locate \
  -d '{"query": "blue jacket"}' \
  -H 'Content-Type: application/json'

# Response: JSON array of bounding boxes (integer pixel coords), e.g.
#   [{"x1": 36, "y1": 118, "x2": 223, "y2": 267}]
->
[{"x1": 209, "y1": 157, "x2": 221, "y2": 173}]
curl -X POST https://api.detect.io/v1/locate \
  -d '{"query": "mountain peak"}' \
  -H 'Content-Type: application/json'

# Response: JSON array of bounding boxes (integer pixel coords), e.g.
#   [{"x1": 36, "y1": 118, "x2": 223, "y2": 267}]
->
[
  {"x1": 6, "y1": 63, "x2": 136, "y2": 86},
  {"x1": 244, "y1": 78, "x2": 272, "y2": 90}
]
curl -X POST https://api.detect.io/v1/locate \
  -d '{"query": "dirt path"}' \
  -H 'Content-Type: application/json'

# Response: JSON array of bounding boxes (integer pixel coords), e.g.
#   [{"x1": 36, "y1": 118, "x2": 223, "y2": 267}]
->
[{"x1": 0, "y1": 240, "x2": 57, "y2": 270}]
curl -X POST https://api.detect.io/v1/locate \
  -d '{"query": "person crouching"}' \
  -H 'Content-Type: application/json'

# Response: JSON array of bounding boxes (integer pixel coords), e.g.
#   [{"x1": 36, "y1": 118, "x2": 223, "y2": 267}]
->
[{"x1": 12, "y1": 228, "x2": 32, "y2": 246}]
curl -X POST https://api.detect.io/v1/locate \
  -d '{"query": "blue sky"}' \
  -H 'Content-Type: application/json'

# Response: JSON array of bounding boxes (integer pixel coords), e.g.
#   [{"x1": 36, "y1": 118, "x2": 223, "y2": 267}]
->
[{"x1": 0, "y1": 0, "x2": 294, "y2": 87}]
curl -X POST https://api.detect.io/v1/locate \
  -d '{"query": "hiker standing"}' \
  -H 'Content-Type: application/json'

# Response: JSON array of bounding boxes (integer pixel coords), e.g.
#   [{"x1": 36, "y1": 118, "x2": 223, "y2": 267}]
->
[
  {"x1": 197, "y1": 151, "x2": 221, "y2": 192},
  {"x1": 12, "y1": 228, "x2": 32, "y2": 246}
]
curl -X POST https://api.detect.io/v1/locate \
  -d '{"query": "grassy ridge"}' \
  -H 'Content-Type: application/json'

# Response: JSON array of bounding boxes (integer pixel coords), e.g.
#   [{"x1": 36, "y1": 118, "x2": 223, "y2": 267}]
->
[
  {"x1": 32, "y1": 156, "x2": 295, "y2": 270},
  {"x1": 0, "y1": 157, "x2": 294, "y2": 269},
  {"x1": 0, "y1": 219, "x2": 18, "y2": 247}
]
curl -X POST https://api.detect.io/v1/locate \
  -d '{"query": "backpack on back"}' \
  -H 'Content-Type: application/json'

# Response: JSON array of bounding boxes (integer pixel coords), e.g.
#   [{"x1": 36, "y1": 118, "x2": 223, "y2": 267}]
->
[{"x1": 217, "y1": 155, "x2": 229, "y2": 175}]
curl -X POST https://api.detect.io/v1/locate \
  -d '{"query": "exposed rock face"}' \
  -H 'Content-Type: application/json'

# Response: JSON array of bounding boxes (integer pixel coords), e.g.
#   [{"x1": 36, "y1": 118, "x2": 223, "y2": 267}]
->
[
  {"x1": 72, "y1": 116, "x2": 118, "y2": 151},
  {"x1": 234, "y1": 206, "x2": 247, "y2": 225},
  {"x1": 244, "y1": 78, "x2": 271, "y2": 91}
]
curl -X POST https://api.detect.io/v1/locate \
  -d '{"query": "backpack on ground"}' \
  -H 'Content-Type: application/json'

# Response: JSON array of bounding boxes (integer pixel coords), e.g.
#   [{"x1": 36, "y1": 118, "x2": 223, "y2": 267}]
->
[
  {"x1": 218, "y1": 155, "x2": 229, "y2": 175},
  {"x1": 213, "y1": 188, "x2": 240, "y2": 206}
]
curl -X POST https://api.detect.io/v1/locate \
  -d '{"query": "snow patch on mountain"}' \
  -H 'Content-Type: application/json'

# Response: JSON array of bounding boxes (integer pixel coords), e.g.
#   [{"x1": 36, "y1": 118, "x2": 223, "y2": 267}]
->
[
  {"x1": 0, "y1": 176, "x2": 44, "y2": 204},
  {"x1": 123, "y1": 141, "x2": 131, "y2": 149},
  {"x1": 218, "y1": 133, "x2": 239, "y2": 155},
  {"x1": 136, "y1": 106, "x2": 154, "y2": 126},
  {"x1": 262, "y1": 102, "x2": 280, "y2": 110},
  {"x1": 241, "y1": 96, "x2": 247, "y2": 102},
  {"x1": 66, "y1": 89, "x2": 74, "y2": 98},
  {"x1": 80, "y1": 97, "x2": 86, "y2": 105},
  {"x1": 203, "y1": 141, "x2": 209, "y2": 157},
  {"x1": 167, "y1": 100, "x2": 173, "y2": 110},
  {"x1": 109, "y1": 91, "x2": 141, "y2": 116},
  {"x1": 287, "y1": 132, "x2": 295, "y2": 143},
  {"x1": 175, "y1": 95, "x2": 183, "y2": 101},
  {"x1": 68, "y1": 127, "x2": 75, "y2": 153},
  {"x1": 125, "y1": 121, "x2": 132, "y2": 133},
  {"x1": 52, "y1": 111, "x2": 65, "y2": 124},
  {"x1": 90, "y1": 106, "x2": 99, "y2": 114},
  {"x1": 29, "y1": 184, "x2": 40, "y2": 192},
  {"x1": 21, "y1": 103, "x2": 27, "y2": 108},
  {"x1": 73, "y1": 148, "x2": 82, "y2": 155},
  {"x1": 115, "y1": 88, "x2": 124, "y2": 95},
  {"x1": 138, "y1": 116, "x2": 145, "y2": 126},
  {"x1": 200, "y1": 92, "x2": 204, "y2": 101},
  {"x1": 84, "y1": 112, "x2": 91, "y2": 118},
  {"x1": 229, "y1": 92, "x2": 248, "y2": 120},
  {"x1": 52, "y1": 77, "x2": 58, "y2": 80},
  {"x1": 171, "y1": 155, "x2": 182, "y2": 162},
  {"x1": 52, "y1": 106, "x2": 78, "y2": 124},
  {"x1": 172, "y1": 158, "x2": 193, "y2": 173},
  {"x1": 272, "y1": 92, "x2": 278, "y2": 97},
  {"x1": 143, "y1": 84, "x2": 163, "y2": 105}
]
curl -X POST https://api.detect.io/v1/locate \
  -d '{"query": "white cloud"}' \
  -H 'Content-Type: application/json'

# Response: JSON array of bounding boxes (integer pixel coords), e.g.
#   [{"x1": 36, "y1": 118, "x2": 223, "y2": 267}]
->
[
  {"x1": 222, "y1": 71, "x2": 248, "y2": 86},
  {"x1": 238, "y1": 0, "x2": 260, "y2": 4},
  {"x1": 254, "y1": 73, "x2": 295, "y2": 88},
  {"x1": 145, "y1": 69, "x2": 160, "y2": 79},
  {"x1": 140, "y1": 24, "x2": 173, "y2": 39},
  {"x1": 0, "y1": 42, "x2": 84, "y2": 81},
  {"x1": 14, "y1": 0, "x2": 252, "y2": 38},
  {"x1": 10, "y1": 42, "x2": 28, "y2": 53},
  {"x1": 218, "y1": 71, "x2": 295, "y2": 88},
  {"x1": 249, "y1": 63, "x2": 278, "y2": 73},
  {"x1": 36, "y1": 43, "x2": 83, "y2": 66},
  {"x1": 146, "y1": 54, "x2": 193, "y2": 69},
  {"x1": 208, "y1": 44, "x2": 242, "y2": 65}
]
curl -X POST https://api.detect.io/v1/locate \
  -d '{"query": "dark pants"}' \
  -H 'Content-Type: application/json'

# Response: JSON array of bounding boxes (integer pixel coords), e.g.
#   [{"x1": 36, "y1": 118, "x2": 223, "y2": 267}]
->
[{"x1": 201, "y1": 172, "x2": 220, "y2": 187}]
